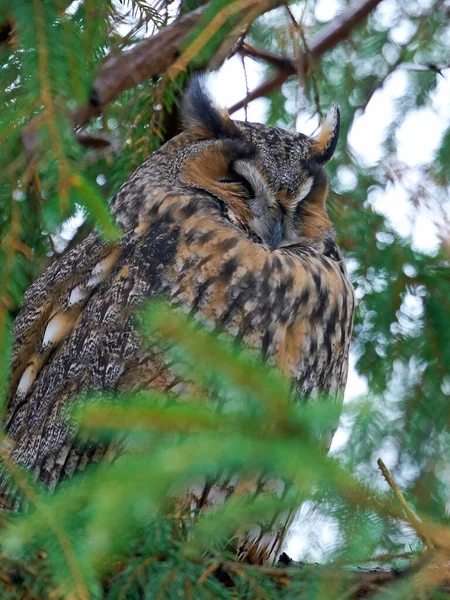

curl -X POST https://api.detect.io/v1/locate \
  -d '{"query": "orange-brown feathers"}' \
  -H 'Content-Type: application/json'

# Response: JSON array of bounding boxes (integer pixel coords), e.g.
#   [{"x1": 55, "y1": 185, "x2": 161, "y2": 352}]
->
[{"x1": 181, "y1": 144, "x2": 253, "y2": 221}]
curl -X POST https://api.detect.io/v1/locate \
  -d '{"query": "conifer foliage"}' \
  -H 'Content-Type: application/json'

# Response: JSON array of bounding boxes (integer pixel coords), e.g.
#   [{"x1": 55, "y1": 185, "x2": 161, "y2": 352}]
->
[{"x1": 0, "y1": 0, "x2": 450, "y2": 598}]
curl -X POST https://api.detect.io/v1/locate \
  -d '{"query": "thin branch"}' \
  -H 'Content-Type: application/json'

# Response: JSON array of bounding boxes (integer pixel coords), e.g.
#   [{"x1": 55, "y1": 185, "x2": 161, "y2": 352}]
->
[
  {"x1": 402, "y1": 63, "x2": 450, "y2": 77},
  {"x1": 241, "y1": 54, "x2": 249, "y2": 121},
  {"x1": 229, "y1": 0, "x2": 384, "y2": 114},
  {"x1": 230, "y1": 69, "x2": 290, "y2": 114},
  {"x1": 357, "y1": 53, "x2": 405, "y2": 113},
  {"x1": 239, "y1": 42, "x2": 295, "y2": 70},
  {"x1": 377, "y1": 458, "x2": 433, "y2": 550},
  {"x1": 76, "y1": 132, "x2": 117, "y2": 149},
  {"x1": 357, "y1": 10, "x2": 436, "y2": 115},
  {"x1": 285, "y1": 4, "x2": 322, "y2": 117}
]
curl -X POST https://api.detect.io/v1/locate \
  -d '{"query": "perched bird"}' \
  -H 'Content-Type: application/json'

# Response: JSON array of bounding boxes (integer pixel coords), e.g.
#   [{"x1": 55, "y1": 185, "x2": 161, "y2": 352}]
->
[{"x1": 2, "y1": 77, "x2": 354, "y2": 562}]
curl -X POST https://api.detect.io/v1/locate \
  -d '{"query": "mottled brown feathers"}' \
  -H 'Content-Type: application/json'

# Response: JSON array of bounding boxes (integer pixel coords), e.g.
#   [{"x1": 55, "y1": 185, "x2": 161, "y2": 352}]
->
[
  {"x1": 2, "y1": 76, "x2": 354, "y2": 564},
  {"x1": 181, "y1": 144, "x2": 254, "y2": 224}
]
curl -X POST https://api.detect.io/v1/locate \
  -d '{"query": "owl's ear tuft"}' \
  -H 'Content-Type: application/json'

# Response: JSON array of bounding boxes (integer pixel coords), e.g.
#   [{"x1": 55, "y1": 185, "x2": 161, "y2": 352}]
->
[
  {"x1": 182, "y1": 75, "x2": 241, "y2": 140},
  {"x1": 312, "y1": 105, "x2": 340, "y2": 163}
]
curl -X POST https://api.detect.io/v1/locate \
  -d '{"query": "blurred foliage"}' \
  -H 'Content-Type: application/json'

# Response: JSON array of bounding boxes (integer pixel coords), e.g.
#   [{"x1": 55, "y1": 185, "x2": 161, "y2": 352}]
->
[{"x1": 1, "y1": 0, "x2": 450, "y2": 598}]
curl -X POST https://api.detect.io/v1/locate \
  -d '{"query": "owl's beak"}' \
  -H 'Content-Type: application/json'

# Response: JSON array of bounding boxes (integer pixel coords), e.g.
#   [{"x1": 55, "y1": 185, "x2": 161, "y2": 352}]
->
[{"x1": 267, "y1": 206, "x2": 284, "y2": 250}]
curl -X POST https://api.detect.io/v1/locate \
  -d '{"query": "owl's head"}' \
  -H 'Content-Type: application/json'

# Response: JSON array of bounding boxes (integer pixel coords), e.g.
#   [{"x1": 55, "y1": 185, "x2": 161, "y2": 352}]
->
[{"x1": 174, "y1": 77, "x2": 339, "y2": 251}]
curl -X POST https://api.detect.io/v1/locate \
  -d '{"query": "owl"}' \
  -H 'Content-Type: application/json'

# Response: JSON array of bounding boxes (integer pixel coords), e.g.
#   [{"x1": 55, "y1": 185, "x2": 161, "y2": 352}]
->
[{"x1": 2, "y1": 77, "x2": 354, "y2": 563}]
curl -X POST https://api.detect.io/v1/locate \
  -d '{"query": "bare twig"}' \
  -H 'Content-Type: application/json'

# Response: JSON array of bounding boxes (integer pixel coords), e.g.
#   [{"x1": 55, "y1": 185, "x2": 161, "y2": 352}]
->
[
  {"x1": 229, "y1": 0, "x2": 385, "y2": 114},
  {"x1": 229, "y1": 69, "x2": 290, "y2": 114},
  {"x1": 377, "y1": 458, "x2": 433, "y2": 550},
  {"x1": 76, "y1": 132, "x2": 117, "y2": 149},
  {"x1": 241, "y1": 54, "x2": 249, "y2": 121},
  {"x1": 239, "y1": 42, "x2": 295, "y2": 70},
  {"x1": 334, "y1": 551, "x2": 415, "y2": 565},
  {"x1": 402, "y1": 63, "x2": 450, "y2": 77},
  {"x1": 357, "y1": 53, "x2": 405, "y2": 113},
  {"x1": 285, "y1": 4, "x2": 322, "y2": 117}
]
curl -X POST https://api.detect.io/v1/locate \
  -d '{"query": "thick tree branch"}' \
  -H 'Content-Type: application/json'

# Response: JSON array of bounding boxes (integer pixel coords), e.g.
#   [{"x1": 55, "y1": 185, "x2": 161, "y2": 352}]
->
[
  {"x1": 213, "y1": 553, "x2": 450, "y2": 599},
  {"x1": 229, "y1": 0, "x2": 384, "y2": 114},
  {"x1": 22, "y1": 0, "x2": 286, "y2": 158},
  {"x1": 71, "y1": 7, "x2": 204, "y2": 129},
  {"x1": 71, "y1": 0, "x2": 285, "y2": 130}
]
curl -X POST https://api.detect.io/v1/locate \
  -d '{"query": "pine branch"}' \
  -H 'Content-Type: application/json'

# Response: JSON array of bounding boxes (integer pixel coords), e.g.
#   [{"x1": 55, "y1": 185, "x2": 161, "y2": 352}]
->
[{"x1": 72, "y1": 0, "x2": 286, "y2": 129}]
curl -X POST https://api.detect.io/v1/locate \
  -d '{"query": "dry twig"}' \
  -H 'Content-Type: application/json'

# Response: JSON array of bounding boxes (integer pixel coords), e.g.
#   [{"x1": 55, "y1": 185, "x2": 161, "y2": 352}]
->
[
  {"x1": 229, "y1": 0, "x2": 384, "y2": 114},
  {"x1": 377, "y1": 458, "x2": 433, "y2": 550}
]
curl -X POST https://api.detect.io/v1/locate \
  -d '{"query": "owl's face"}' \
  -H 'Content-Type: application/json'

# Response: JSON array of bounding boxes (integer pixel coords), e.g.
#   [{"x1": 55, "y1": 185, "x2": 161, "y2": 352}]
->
[{"x1": 173, "y1": 77, "x2": 340, "y2": 251}]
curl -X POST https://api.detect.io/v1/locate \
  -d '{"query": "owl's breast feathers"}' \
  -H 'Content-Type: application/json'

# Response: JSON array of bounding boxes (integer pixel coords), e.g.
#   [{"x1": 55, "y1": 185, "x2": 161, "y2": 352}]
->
[{"x1": 5, "y1": 190, "x2": 353, "y2": 488}]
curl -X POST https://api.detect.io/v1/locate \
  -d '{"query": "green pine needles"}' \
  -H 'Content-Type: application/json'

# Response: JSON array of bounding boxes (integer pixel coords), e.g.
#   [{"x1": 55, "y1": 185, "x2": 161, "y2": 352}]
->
[{"x1": 0, "y1": 302, "x2": 433, "y2": 598}]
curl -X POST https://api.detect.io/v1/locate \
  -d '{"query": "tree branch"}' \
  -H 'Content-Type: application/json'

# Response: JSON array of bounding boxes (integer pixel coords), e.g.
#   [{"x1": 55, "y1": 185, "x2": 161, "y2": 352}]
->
[
  {"x1": 218, "y1": 553, "x2": 450, "y2": 599},
  {"x1": 229, "y1": 0, "x2": 384, "y2": 114},
  {"x1": 239, "y1": 42, "x2": 296, "y2": 70},
  {"x1": 71, "y1": 0, "x2": 286, "y2": 130},
  {"x1": 377, "y1": 458, "x2": 433, "y2": 550},
  {"x1": 22, "y1": 0, "x2": 287, "y2": 159},
  {"x1": 22, "y1": 0, "x2": 384, "y2": 156}
]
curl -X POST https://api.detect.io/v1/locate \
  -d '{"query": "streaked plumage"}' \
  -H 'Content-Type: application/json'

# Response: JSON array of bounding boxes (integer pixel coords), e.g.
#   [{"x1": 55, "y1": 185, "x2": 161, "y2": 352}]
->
[{"x1": 2, "y1": 78, "x2": 354, "y2": 562}]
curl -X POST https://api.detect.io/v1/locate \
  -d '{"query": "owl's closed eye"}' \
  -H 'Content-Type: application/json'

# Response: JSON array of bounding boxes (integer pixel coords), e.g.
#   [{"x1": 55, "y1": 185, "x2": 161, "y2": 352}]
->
[{"x1": 179, "y1": 76, "x2": 340, "y2": 251}]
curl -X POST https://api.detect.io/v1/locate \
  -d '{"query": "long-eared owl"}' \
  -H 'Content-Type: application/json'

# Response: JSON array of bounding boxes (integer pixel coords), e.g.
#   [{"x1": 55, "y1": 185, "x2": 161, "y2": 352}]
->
[{"x1": 2, "y1": 77, "x2": 354, "y2": 563}]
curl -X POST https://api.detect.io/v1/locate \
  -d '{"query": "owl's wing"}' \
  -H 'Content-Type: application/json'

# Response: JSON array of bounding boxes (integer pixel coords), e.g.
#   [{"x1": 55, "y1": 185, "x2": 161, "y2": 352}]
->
[{"x1": 5, "y1": 233, "x2": 120, "y2": 493}]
